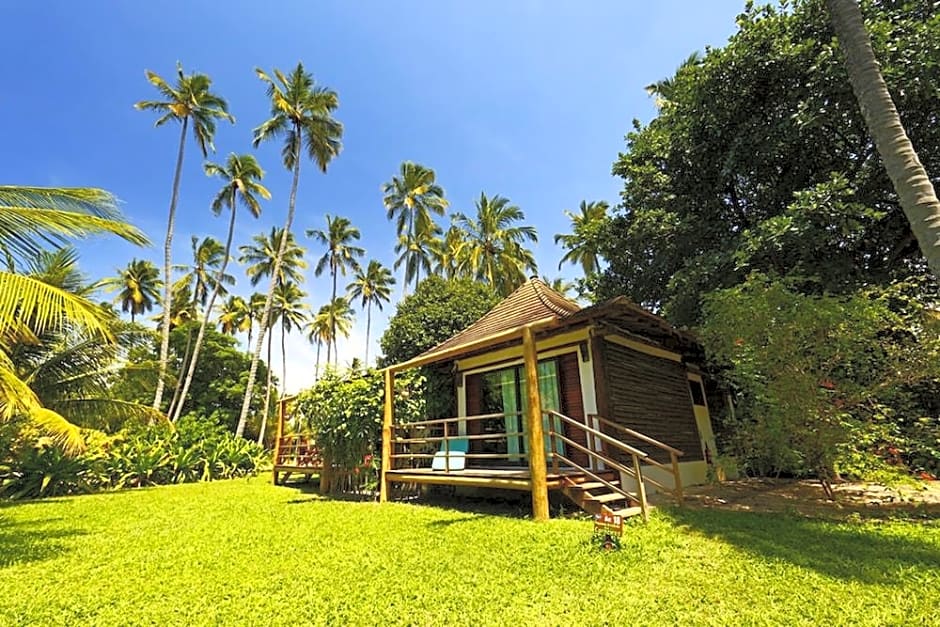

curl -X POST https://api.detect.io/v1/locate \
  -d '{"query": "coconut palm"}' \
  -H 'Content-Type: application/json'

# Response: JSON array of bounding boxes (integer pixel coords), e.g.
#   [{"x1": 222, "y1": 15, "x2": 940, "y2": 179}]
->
[
  {"x1": 431, "y1": 222, "x2": 468, "y2": 280},
  {"x1": 541, "y1": 275, "x2": 578, "y2": 299},
  {"x1": 554, "y1": 200, "x2": 609, "y2": 277},
  {"x1": 454, "y1": 193, "x2": 538, "y2": 296},
  {"x1": 236, "y1": 63, "x2": 342, "y2": 438},
  {"x1": 179, "y1": 236, "x2": 236, "y2": 308},
  {"x1": 347, "y1": 260, "x2": 394, "y2": 366},
  {"x1": 307, "y1": 214, "x2": 363, "y2": 350},
  {"x1": 102, "y1": 258, "x2": 161, "y2": 322},
  {"x1": 0, "y1": 185, "x2": 148, "y2": 450},
  {"x1": 218, "y1": 295, "x2": 251, "y2": 338},
  {"x1": 394, "y1": 221, "x2": 441, "y2": 291},
  {"x1": 382, "y1": 162, "x2": 448, "y2": 293},
  {"x1": 827, "y1": 0, "x2": 940, "y2": 278},
  {"x1": 305, "y1": 306, "x2": 332, "y2": 381},
  {"x1": 272, "y1": 281, "x2": 308, "y2": 396},
  {"x1": 171, "y1": 155, "x2": 270, "y2": 423},
  {"x1": 323, "y1": 296, "x2": 354, "y2": 366},
  {"x1": 239, "y1": 227, "x2": 307, "y2": 287},
  {"x1": 135, "y1": 62, "x2": 234, "y2": 412},
  {"x1": 247, "y1": 292, "x2": 267, "y2": 359}
]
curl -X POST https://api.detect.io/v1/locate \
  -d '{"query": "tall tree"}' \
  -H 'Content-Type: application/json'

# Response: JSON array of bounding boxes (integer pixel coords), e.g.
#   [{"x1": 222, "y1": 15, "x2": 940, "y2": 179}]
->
[
  {"x1": 323, "y1": 296, "x2": 354, "y2": 366},
  {"x1": 272, "y1": 280, "x2": 308, "y2": 396},
  {"x1": 382, "y1": 162, "x2": 448, "y2": 293},
  {"x1": 218, "y1": 295, "x2": 251, "y2": 339},
  {"x1": 431, "y1": 222, "x2": 468, "y2": 280},
  {"x1": 305, "y1": 305, "x2": 332, "y2": 381},
  {"x1": 307, "y1": 214, "x2": 363, "y2": 352},
  {"x1": 135, "y1": 62, "x2": 233, "y2": 412},
  {"x1": 348, "y1": 260, "x2": 395, "y2": 366},
  {"x1": 554, "y1": 200, "x2": 609, "y2": 276},
  {"x1": 454, "y1": 193, "x2": 538, "y2": 296},
  {"x1": 826, "y1": 0, "x2": 940, "y2": 278},
  {"x1": 181, "y1": 236, "x2": 236, "y2": 308},
  {"x1": 237, "y1": 63, "x2": 342, "y2": 438},
  {"x1": 171, "y1": 154, "x2": 269, "y2": 422},
  {"x1": 102, "y1": 258, "x2": 161, "y2": 322},
  {"x1": 394, "y1": 222, "x2": 441, "y2": 291},
  {"x1": 0, "y1": 186, "x2": 148, "y2": 449},
  {"x1": 239, "y1": 227, "x2": 306, "y2": 287}
]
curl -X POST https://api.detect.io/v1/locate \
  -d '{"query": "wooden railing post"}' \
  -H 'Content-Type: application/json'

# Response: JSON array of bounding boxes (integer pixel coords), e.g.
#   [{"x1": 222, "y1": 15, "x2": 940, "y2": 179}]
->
[
  {"x1": 670, "y1": 451, "x2": 683, "y2": 504},
  {"x1": 444, "y1": 419, "x2": 450, "y2": 472},
  {"x1": 522, "y1": 325, "x2": 549, "y2": 521},
  {"x1": 549, "y1": 415, "x2": 560, "y2": 475},
  {"x1": 380, "y1": 369, "x2": 395, "y2": 503},
  {"x1": 631, "y1": 453, "x2": 649, "y2": 523},
  {"x1": 272, "y1": 397, "x2": 286, "y2": 485}
]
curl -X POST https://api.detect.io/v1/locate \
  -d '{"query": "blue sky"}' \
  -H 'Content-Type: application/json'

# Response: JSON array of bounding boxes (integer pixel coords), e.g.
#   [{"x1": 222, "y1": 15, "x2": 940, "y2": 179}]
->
[{"x1": 2, "y1": 1, "x2": 744, "y2": 391}]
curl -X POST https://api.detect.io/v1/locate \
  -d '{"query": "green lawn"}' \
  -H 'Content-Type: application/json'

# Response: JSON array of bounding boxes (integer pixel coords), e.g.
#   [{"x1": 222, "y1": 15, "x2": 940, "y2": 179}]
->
[{"x1": 2, "y1": 478, "x2": 938, "y2": 626}]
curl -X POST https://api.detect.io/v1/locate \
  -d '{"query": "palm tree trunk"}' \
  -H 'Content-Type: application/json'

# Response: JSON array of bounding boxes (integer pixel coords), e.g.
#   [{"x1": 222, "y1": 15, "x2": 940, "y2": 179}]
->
[
  {"x1": 315, "y1": 340, "x2": 321, "y2": 381},
  {"x1": 263, "y1": 329, "x2": 273, "y2": 440},
  {"x1": 365, "y1": 301, "x2": 372, "y2": 367},
  {"x1": 166, "y1": 323, "x2": 195, "y2": 420},
  {"x1": 237, "y1": 123, "x2": 302, "y2": 437},
  {"x1": 246, "y1": 324, "x2": 252, "y2": 360},
  {"x1": 171, "y1": 194, "x2": 239, "y2": 422},
  {"x1": 331, "y1": 265, "x2": 338, "y2": 367},
  {"x1": 281, "y1": 317, "x2": 287, "y2": 397},
  {"x1": 153, "y1": 117, "x2": 188, "y2": 412},
  {"x1": 827, "y1": 0, "x2": 940, "y2": 277},
  {"x1": 326, "y1": 330, "x2": 332, "y2": 365}
]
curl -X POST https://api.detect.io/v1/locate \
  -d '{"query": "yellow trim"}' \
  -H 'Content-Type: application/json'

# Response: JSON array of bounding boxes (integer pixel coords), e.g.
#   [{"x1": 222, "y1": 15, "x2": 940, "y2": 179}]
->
[
  {"x1": 456, "y1": 328, "x2": 591, "y2": 372},
  {"x1": 603, "y1": 334, "x2": 682, "y2": 362}
]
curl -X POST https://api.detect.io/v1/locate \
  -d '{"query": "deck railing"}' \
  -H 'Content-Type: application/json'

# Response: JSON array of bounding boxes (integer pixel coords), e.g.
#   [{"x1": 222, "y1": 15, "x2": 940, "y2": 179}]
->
[
  {"x1": 389, "y1": 412, "x2": 527, "y2": 471},
  {"x1": 274, "y1": 434, "x2": 323, "y2": 470}
]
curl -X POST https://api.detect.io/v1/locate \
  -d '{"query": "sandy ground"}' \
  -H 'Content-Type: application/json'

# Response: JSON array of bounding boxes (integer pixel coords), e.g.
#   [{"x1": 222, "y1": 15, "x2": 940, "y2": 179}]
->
[{"x1": 658, "y1": 478, "x2": 940, "y2": 520}]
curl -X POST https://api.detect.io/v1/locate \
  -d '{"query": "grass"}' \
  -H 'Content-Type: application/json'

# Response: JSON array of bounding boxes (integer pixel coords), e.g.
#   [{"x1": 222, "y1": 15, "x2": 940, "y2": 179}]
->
[{"x1": 1, "y1": 478, "x2": 938, "y2": 626}]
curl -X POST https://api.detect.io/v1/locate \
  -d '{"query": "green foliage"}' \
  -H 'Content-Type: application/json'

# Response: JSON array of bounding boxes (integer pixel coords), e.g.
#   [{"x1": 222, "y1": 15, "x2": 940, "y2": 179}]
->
[
  {"x1": 379, "y1": 276, "x2": 499, "y2": 365},
  {"x1": 0, "y1": 417, "x2": 266, "y2": 499},
  {"x1": 700, "y1": 275, "x2": 940, "y2": 481},
  {"x1": 1, "y1": 480, "x2": 938, "y2": 624},
  {"x1": 294, "y1": 369, "x2": 425, "y2": 491},
  {"x1": 596, "y1": 0, "x2": 940, "y2": 325}
]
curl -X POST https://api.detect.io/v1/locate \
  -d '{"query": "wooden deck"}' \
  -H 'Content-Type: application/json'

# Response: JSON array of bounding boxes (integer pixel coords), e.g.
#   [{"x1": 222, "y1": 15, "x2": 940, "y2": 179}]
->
[{"x1": 385, "y1": 466, "x2": 589, "y2": 491}]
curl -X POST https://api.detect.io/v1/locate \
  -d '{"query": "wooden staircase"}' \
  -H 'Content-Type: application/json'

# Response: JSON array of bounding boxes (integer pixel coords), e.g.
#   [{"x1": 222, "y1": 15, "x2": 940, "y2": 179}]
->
[{"x1": 546, "y1": 410, "x2": 686, "y2": 523}]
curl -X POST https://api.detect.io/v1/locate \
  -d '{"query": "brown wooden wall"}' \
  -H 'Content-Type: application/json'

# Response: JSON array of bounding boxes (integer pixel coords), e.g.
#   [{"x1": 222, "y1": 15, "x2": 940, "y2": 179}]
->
[
  {"x1": 557, "y1": 353, "x2": 589, "y2": 468},
  {"x1": 599, "y1": 340, "x2": 703, "y2": 463}
]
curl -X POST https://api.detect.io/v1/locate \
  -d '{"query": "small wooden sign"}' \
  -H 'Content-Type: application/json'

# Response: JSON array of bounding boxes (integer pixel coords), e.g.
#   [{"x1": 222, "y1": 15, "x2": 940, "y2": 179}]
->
[{"x1": 594, "y1": 512, "x2": 624, "y2": 537}]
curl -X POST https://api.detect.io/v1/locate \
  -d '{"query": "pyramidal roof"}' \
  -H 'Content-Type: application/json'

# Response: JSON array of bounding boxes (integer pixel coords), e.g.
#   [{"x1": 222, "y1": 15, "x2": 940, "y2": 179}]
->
[{"x1": 418, "y1": 277, "x2": 582, "y2": 358}]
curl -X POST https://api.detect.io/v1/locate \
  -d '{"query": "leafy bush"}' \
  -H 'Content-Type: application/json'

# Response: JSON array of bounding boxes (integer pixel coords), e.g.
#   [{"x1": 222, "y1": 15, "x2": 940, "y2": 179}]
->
[
  {"x1": 294, "y1": 369, "x2": 425, "y2": 493},
  {"x1": 0, "y1": 417, "x2": 267, "y2": 500},
  {"x1": 701, "y1": 275, "x2": 940, "y2": 491}
]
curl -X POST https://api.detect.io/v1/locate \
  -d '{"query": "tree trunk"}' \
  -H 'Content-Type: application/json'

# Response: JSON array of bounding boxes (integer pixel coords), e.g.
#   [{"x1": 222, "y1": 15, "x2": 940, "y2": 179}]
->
[
  {"x1": 364, "y1": 301, "x2": 372, "y2": 367},
  {"x1": 171, "y1": 190, "x2": 239, "y2": 422},
  {"x1": 315, "y1": 340, "x2": 321, "y2": 381},
  {"x1": 281, "y1": 317, "x2": 287, "y2": 397},
  {"x1": 262, "y1": 329, "x2": 273, "y2": 442},
  {"x1": 153, "y1": 117, "x2": 189, "y2": 412},
  {"x1": 166, "y1": 322, "x2": 195, "y2": 420},
  {"x1": 827, "y1": 0, "x2": 940, "y2": 277},
  {"x1": 237, "y1": 123, "x2": 302, "y2": 437},
  {"x1": 331, "y1": 264, "x2": 338, "y2": 368}
]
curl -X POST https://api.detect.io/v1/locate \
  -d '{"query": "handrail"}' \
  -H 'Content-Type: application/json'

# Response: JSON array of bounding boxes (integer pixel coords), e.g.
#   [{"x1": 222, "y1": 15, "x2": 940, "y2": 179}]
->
[
  {"x1": 590, "y1": 414, "x2": 685, "y2": 457},
  {"x1": 546, "y1": 410, "x2": 649, "y2": 459},
  {"x1": 393, "y1": 431, "x2": 525, "y2": 444},
  {"x1": 553, "y1": 451, "x2": 641, "y2": 506},
  {"x1": 392, "y1": 411, "x2": 522, "y2": 429}
]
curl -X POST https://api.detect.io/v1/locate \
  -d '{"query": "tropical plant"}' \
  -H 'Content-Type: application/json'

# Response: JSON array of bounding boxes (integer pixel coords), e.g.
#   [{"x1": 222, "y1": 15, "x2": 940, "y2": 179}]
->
[
  {"x1": 237, "y1": 62, "x2": 342, "y2": 438},
  {"x1": 554, "y1": 200, "x2": 609, "y2": 277},
  {"x1": 307, "y1": 214, "x2": 363, "y2": 351},
  {"x1": 305, "y1": 305, "x2": 332, "y2": 381},
  {"x1": 0, "y1": 186, "x2": 148, "y2": 450},
  {"x1": 382, "y1": 162, "x2": 448, "y2": 293},
  {"x1": 180, "y1": 236, "x2": 235, "y2": 308},
  {"x1": 102, "y1": 258, "x2": 161, "y2": 322},
  {"x1": 826, "y1": 0, "x2": 940, "y2": 278},
  {"x1": 431, "y1": 222, "x2": 468, "y2": 280},
  {"x1": 272, "y1": 281, "x2": 308, "y2": 395},
  {"x1": 454, "y1": 193, "x2": 538, "y2": 296},
  {"x1": 238, "y1": 227, "x2": 306, "y2": 288},
  {"x1": 135, "y1": 62, "x2": 233, "y2": 412},
  {"x1": 218, "y1": 295, "x2": 251, "y2": 339},
  {"x1": 171, "y1": 154, "x2": 269, "y2": 423},
  {"x1": 348, "y1": 260, "x2": 394, "y2": 366},
  {"x1": 323, "y1": 296, "x2": 354, "y2": 366},
  {"x1": 541, "y1": 276, "x2": 577, "y2": 299}
]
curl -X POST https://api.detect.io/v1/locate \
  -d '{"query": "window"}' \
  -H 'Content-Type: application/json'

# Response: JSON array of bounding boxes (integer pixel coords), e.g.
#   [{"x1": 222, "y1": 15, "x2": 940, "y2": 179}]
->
[{"x1": 689, "y1": 379, "x2": 706, "y2": 407}]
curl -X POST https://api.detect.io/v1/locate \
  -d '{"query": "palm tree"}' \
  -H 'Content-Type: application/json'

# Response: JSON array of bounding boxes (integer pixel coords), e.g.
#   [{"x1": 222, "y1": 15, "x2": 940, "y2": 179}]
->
[
  {"x1": 382, "y1": 162, "x2": 448, "y2": 293},
  {"x1": 236, "y1": 63, "x2": 342, "y2": 438},
  {"x1": 541, "y1": 275, "x2": 577, "y2": 299},
  {"x1": 323, "y1": 296, "x2": 354, "y2": 366},
  {"x1": 454, "y1": 193, "x2": 539, "y2": 296},
  {"x1": 102, "y1": 258, "x2": 161, "y2": 322},
  {"x1": 239, "y1": 227, "x2": 307, "y2": 288},
  {"x1": 827, "y1": 0, "x2": 940, "y2": 277},
  {"x1": 305, "y1": 306, "x2": 331, "y2": 381},
  {"x1": 432, "y1": 222, "x2": 468, "y2": 279},
  {"x1": 218, "y1": 295, "x2": 251, "y2": 339},
  {"x1": 247, "y1": 292, "x2": 267, "y2": 359},
  {"x1": 171, "y1": 154, "x2": 270, "y2": 423},
  {"x1": 394, "y1": 221, "x2": 441, "y2": 290},
  {"x1": 0, "y1": 186, "x2": 148, "y2": 450},
  {"x1": 307, "y1": 214, "x2": 363, "y2": 351},
  {"x1": 554, "y1": 200, "x2": 609, "y2": 277},
  {"x1": 272, "y1": 281, "x2": 308, "y2": 396},
  {"x1": 136, "y1": 62, "x2": 234, "y2": 413},
  {"x1": 180, "y1": 236, "x2": 236, "y2": 308},
  {"x1": 348, "y1": 260, "x2": 394, "y2": 366}
]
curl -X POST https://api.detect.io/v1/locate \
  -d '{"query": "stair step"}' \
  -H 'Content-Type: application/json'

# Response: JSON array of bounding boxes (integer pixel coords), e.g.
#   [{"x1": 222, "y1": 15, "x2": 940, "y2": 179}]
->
[
  {"x1": 587, "y1": 492, "x2": 629, "y2": 504},
  {"x1": 612, "y1": 506, "x2": 644, "y2": 518},
  {"x1": 574, "y1": 481, "x2": 620, "y2": 491}
]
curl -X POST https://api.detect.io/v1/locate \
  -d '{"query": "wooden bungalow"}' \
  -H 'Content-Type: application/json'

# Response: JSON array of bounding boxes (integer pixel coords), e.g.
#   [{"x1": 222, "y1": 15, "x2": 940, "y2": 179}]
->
[{"x1": 379, "y1": 277, "x2": 719, "y2": 521}]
